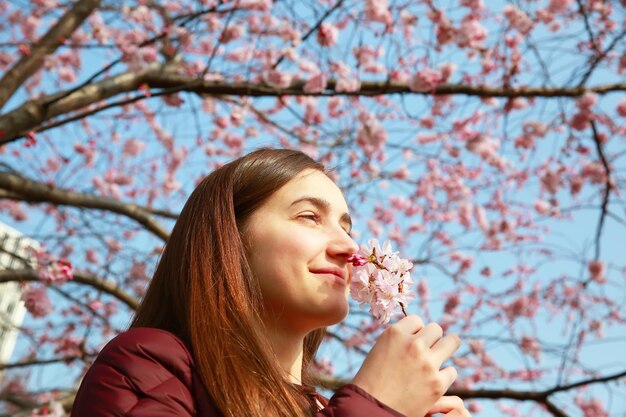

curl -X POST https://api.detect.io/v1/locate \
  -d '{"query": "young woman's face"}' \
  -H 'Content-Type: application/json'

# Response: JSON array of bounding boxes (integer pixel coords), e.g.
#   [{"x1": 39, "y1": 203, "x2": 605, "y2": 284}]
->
[{"x1": 244, "y1": 169, "x2": 359, "y2": 334}]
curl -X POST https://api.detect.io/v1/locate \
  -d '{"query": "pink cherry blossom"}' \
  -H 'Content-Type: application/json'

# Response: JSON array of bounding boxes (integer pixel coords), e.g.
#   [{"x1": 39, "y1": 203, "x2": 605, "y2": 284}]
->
[
  {"x1": 263, "y1": 70, "x2": 293, "y2": 89},
  {"x1": 541, "y1": 170, "x2": 561, "y2": 194},
  {"x1": 534, "y1": 199, "x2": 551, "y2": 214},
  {"x1": 456, "y1": 16, "x2": 488, "y2": 48},
  {"x1": 436, "y1": 16, "x2": 456, "y2": 45},
  {"x1": 473, "y1": 205, "x2": 489, "y2": 233},
  {"x1": 356, "y1": 112, "x2": 387, "y2": 155},
  {"x1": 226, "y1": 47, "x2": 253, "y2": 62},
  {"x1": 399, "y1": 10, "x2": 417, "y2": 26},
  {"x1": 465, "y1": 135, "x2": 507, "y2": 169},
  {"x1": 588, "y1": 260, "x2": 606, "y2": 283},
  {"x1": 616, "y1": 99, "x2": 626, "y2": 117},
  {"x1": 329, "y1": 60, "x2": 351, "y2": 78},
  {"x1": 347, "y1": 253, "x2": 368, "y2": 267},
  {"x1": 57, "y1": 67, "x2": 76, "y2": 83},
  {"x1": 570, "y1": 112, "x2": 590, "y2": 130},
  {"x1": 504, "y1": 293, "x2": 540, "y2": 321},
  {"x1": 317, "y1": 23, "x2": 338, "y2": 47},
  {"x1": 548, "y1": 0, "x2": 573, "y2": 13},
  {"x1": 85, "y1": 249, "x2": 99, "y2": 264},
  {"x1": 303, "y1": 73, "x2": 327, "y2": 93},
  {"x1": 349, "y1": 239, "x2": 414, "y2": 324},
  {"x1": 364, "y1": 0, "x2": 392, "y2": 24},
  {"x1": 353, "y1": 46, "x2": 381, "y2": 66},
  {"x1": 38, "y1": 259, "x2": 73, "y2": 283},
  {"x1": 327, "y1": 96, "x2": 345, "y2": 118},
  {"x1": 122, "y1": 139, "x2": 146, "y2": 157},
  {"x1": 30, "y1": 400, "x2": 65, "y2": 417},
  {"x1": 581, "y1": 161, "x2": 606, "y2": 184},
  {"x1": 503, "y1": 5, "x2": 534, "y2": 34},
  {"x1": 409, "y1": 68, "x2": 442, "y2": 92},
  {"x1": 220, "y1": 24, "x2": 245, "y2": 43},
  {"x1": 439, "y1": 63, "x2": 456, "y2": 82},
  {"x1": 575, "y1": 397, "x2": 608, "y2": 417},
  {"x1": 335, "y1": 77, "x2": 360, "y2": 92},
  {"x1": 577, "y1": 92, "x2": 598, "y2": 110},
  {"x1": 444, "y1": 293, "x2": 461, "y2": 314},
  {"x1": 461, "y1": 0, "x2": 484, "y2": 8},
  {"x1": 21, "y1": 285, "x2": 53, "y2": 317},
  {"x1": 619, "y1": 53, "x2": 626, "y2": 74},
  {"x1": 523, "y1": 121, "x2": 548, "y2": 137},
  {"x1": 236, "y1": 0, "x2": 272, "y2": 11},
  {"x1": 520, "y1": 336, "x2": 541, "y2": 362}
]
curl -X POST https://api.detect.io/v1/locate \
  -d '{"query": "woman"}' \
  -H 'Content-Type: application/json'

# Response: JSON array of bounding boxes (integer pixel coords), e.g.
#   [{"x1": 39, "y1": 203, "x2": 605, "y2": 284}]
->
[{"x1": 71, "y1": 149, "x2": 469, "y2": 417}]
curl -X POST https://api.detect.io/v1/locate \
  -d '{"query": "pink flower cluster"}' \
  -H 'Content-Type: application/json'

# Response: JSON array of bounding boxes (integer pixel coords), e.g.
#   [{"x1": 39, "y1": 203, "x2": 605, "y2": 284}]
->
[
  {"x1": 356, "y1": 112, "x2": 388, "y2": 156},
  {"x1": 409, "y1": 63, "x2": 455, "y2": 92},
  {"x1": 570, "y1": 92, "x2": 597, "y2": 131},
  {"x1": 316, "y1": 23, "x2": 339, "y2": 47},
  {"x1": 21, "y1": 285, "x2": 52, "y2": 318},
  {"x1": 364, "y1": 0, "x2": 392, "y2": 25},
  {"x1": 575, "y1": 396, "x2": 608, "y2": 417},
  {"x1": 588, "y1": 260, "x2": 606, "y2": 284},
  {"x1": 30, "y1": 248, "x2": 73, "y2": 283},
  {"x1": 503, "y1": 5, "x2": 534, "y2": 34},
  {"x1": 29, "y1": 400, "x2": 66, "y2": 417},
  {"x1": 348, "y1": 239, "x2": 414, "y2": 324}
]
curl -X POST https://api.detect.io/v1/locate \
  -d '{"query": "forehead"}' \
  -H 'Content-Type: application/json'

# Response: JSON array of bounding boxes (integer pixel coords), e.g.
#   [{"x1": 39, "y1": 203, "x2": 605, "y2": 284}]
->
[{"x1": 268, "y1": 169, "x2": 349, "y2": 211}]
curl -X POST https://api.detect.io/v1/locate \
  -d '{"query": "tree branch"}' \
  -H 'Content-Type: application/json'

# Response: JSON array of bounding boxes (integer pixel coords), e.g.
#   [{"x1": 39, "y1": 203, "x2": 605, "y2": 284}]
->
[
  {"x1": 0, "y1": 0, "x2": 101, "y2": 111},
  {"x1": 590, "y1": 120, "x2": 611, "y2": 261},
  {"x1": 316, "y1": 368, "x2": 626, "y2": 401},
  {"x1": 542, "y1": 399, "x2": 569, "y2": 417},
  {"x1": 1, "y1": 65, "x2": 625, "y2": 145},
  {"x1": 544, "y1": 369, "x2": 626, "y2": 395},
  {"x1": 0, "y1": 269, "x2": 139, "y2": 310},
  {"x1": 0, "y1": 171, "x2": 170, "y2": 241},
  {"x1": 0, "y1": 354, "x2": 96, "y2": 371},
  {"x1": 0, "y1": 63, "x2": 176, "y2": 145}
]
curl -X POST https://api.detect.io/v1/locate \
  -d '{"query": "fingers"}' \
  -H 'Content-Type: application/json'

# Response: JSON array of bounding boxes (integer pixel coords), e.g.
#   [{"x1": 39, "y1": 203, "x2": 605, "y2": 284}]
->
[
  {"x1": 393, "y1": 314, "x2": 425, "y2": 334},
  {"x1": 427, "y1": 396, "x2": 471, "y2": 417},
  {"x1": 439, "y1": 366, "x2": 458, "y2": 390},
  {"x1": 432, "y1": 332, "x2": 461, "y2": 364},
  {"x1": 444, "y1": 410, "x2": 469, "y2": 417},
  {"x1": 415, "y1": 322, "x2": 444, "y2": 347}
]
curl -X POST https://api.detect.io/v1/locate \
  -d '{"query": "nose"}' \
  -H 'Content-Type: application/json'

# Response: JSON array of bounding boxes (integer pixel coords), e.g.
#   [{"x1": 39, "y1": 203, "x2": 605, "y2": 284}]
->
[{"x1": 328, "y1": 226, "x2": 359, "y2": 259}]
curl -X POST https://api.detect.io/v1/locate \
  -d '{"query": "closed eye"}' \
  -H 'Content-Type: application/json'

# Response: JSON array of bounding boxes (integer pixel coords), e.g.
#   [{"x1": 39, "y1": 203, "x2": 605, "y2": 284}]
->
[
  {"x1": 298, "y1": 213, "x2": 352, "y2": 236},
  {"x1": 299, "y1": 213, "x2": 321, "y2": 223}
]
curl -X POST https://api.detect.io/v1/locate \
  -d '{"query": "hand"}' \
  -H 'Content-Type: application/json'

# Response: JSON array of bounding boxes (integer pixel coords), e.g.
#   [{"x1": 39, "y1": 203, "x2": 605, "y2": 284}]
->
[
  {"x1": 427, "y1": 396, "x2": 471, "y2": 417},
  {"x1": 352, "y1": 315, "x2": 461, "y2": 417}
]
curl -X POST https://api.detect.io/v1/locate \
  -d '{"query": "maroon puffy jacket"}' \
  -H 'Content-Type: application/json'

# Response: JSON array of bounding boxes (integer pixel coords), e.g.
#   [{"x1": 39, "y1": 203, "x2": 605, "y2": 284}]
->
[{"x1": 70, "y1": 327, "x2": 406, "y2": 417}]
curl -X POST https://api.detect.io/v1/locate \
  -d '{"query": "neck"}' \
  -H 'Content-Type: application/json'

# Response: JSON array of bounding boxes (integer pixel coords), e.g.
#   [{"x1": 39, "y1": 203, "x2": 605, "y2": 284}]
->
[{"x1": 263, "y1": 319, "x2": 306, "y2": 385}]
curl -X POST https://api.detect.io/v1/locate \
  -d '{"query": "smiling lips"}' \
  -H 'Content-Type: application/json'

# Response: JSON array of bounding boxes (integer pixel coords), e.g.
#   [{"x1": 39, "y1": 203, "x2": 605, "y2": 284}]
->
[{"x1": 310, "y1": 267, "x2": 346, "y2": 284}]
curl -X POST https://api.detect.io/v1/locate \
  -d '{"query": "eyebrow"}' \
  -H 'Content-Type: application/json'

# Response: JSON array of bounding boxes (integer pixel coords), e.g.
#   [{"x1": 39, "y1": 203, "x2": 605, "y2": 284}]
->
[{"x1": 290, "y1": 196, "x2": 352, "y2": 231}]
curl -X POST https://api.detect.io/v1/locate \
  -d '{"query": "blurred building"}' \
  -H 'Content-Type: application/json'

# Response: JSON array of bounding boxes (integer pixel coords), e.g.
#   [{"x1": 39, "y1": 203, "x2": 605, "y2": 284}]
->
[{"x1": 0, "y1": 223, "x2": 39, "y2": 365}]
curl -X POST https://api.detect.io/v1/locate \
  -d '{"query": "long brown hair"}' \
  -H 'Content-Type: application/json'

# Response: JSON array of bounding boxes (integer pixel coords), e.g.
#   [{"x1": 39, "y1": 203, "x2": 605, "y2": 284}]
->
[{"x1": 131, "y1": 149, "x2": 328, "y2": 417}]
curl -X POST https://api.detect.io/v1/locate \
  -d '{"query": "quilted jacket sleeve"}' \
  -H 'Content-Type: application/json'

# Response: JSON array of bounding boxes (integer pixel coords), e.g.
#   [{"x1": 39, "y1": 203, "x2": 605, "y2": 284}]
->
[
  {"x1": 70, "y1": 328, "x2": 196, "y2": 417},
  {"x1": 317, "y1": 384, "x2": 406, "y2": 417}
]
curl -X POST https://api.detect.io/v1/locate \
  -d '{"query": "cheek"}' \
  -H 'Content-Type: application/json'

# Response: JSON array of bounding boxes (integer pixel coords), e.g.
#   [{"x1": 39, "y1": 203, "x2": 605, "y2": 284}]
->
[
  {"x1": 248, "y1": 230, "x2": 302, "y2": 283},
  {"x1": 246, "y1": 223, "x2": 325, "y2": 289},
  {"x1": 263, "y1": 226, "x2": 322, "y2": 261}
]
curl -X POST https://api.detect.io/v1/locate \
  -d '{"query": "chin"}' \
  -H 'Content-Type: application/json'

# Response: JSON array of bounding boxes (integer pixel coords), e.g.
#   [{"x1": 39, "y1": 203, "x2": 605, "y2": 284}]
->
[{"x1": 318, "y1": 303, "x2": 350, "y2": 326}]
